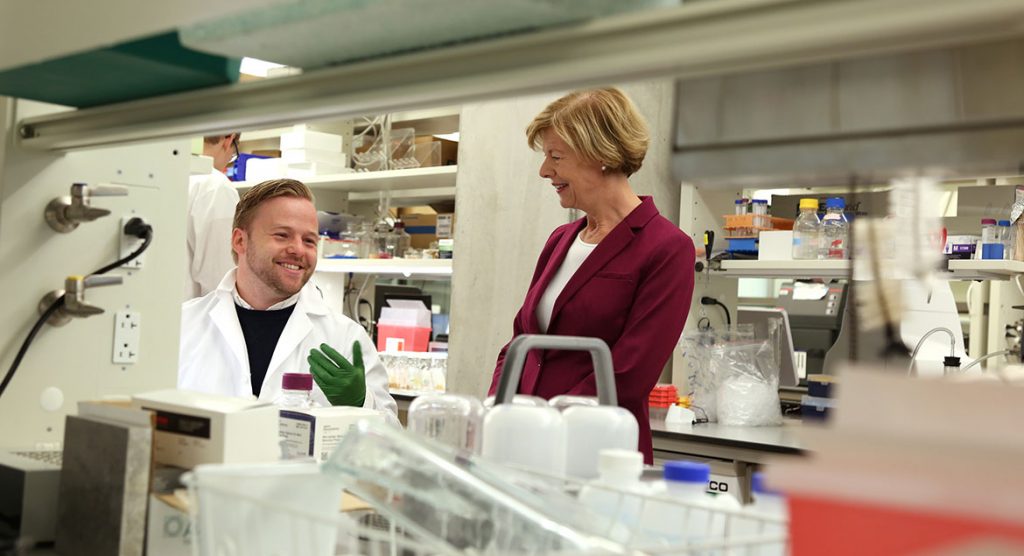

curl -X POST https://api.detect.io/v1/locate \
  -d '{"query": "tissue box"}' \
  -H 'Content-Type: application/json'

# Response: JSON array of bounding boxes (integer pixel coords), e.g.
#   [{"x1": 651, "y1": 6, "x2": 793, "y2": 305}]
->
[
  {"x1": 376, "y1": 325, "x2": 430, "y2": 352},
  {"x1": 279, "y1": 407, "x2": 385, "y2": 462}
]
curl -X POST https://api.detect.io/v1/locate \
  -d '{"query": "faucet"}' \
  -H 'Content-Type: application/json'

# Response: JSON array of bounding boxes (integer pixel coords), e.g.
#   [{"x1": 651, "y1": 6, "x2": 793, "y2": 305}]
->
[
  {"x1": 44, "y1": 182, "x2": 128, "y2": 233},
  {"x1": 39, "y1": 275, "x2": 124, "y2": 327}
]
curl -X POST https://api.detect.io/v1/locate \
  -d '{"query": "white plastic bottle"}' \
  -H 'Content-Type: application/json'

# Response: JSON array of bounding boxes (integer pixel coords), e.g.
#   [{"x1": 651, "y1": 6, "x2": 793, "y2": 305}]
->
[
  {"x1": 273, "y1": 372, "x2": 317, "y2": 409},
  {"x1": 791, "y1": 198, "x2": 821, "y2": 260},
  {"x1": 578, "y1": 449, "x2": 647, "y2": 544},
  {"x1": 636, "y1": 461, "x2": 718, "y2": 549},
  {"x1": 819, "y1": 197, "x2": 849, "y2": 259},
  {"x1": 743, "y1": 472, "x2": 788, "y2": 556}
]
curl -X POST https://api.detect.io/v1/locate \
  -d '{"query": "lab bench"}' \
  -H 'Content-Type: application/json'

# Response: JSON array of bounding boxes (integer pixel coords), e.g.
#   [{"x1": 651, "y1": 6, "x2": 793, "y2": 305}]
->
[{"x1": 651, "y1": 418, "x2": 807, "y2": 503}]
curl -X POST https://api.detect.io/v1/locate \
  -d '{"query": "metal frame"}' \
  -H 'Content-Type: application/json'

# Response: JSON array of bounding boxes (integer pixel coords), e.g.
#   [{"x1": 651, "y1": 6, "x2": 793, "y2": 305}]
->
[{"x1": 17, "y1": 0, "x2": 1024, "y2": 151}]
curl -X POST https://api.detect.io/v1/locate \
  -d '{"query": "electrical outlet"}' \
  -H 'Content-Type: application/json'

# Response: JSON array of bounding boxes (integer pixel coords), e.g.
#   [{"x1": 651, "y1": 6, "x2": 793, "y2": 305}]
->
[
  {"x1": 113, "y1": 310, "x2": 141, "y2": 364},
  {"x1": 120, "y1": 215, "x2": 145, "y2": 269}
]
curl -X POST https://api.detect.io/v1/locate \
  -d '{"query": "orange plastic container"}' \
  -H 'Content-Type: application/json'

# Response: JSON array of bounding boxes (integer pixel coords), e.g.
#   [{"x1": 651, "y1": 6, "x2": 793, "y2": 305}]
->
[{"x1": 722, "y1": 214, "x2": 795, "y2": 238}]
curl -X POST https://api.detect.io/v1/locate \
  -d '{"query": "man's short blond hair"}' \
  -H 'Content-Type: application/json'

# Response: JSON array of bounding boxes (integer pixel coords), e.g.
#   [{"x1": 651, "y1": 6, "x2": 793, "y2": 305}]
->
[
  {"x1": 232, "y1": 179, "x2": 315, "y2": 262},
  {"x1": 526, "y1": 87, "x2": 650, "y2": 177}
]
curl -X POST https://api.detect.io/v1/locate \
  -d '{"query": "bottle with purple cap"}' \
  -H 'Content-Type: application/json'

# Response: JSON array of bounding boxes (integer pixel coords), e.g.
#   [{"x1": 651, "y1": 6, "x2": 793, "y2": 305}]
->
[{"x1": 274, "y1": 372, "x2": 317, "y2": 410}]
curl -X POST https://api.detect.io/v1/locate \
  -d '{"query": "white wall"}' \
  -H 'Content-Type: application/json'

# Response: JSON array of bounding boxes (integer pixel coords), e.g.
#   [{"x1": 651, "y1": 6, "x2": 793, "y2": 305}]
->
[
  {"x1": 446, "y1": 80, "x2": 677, "y2": 398},
  {"x1": 0, "y1": 100, "x2": 189, "y2": 447}
]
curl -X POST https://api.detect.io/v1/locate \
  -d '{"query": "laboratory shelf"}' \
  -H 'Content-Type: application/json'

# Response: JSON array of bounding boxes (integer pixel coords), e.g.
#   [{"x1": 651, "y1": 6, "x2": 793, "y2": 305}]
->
[
  {"x1": 234, "y1": 165, "x2": 457, "y2": 193},
  {"x1": 945, "y1": 259, "x2": 1024, "y2": 281},
  {"x1": 315, "y1": 258, "x2": 452, "y2": 276},
  {"x1": 716, "y1": 259, "x2": 851, "y2": 279},
  {"x1": 347, "y1": 186, "x2": 456, "y2": 205}
]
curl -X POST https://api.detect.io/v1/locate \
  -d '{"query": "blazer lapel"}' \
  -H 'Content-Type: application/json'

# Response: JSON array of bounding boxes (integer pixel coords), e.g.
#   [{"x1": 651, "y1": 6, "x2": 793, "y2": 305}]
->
[
  {"x1": 549, "y1": 225, "x2": 634, "y2": 326},
  {"x1": 523, "y1": 220, "x2": 585, "y2": 333}
]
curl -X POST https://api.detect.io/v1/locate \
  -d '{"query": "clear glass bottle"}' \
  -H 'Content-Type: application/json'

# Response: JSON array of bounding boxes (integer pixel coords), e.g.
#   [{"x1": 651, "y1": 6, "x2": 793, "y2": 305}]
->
[
  {"x1": 393, "y1": 220, "x2": 411, "y2": 258},
  {"x1": 734, "y1": 198, "x2": 746, "y2": 215},
  {"x1": 371, "y1": 220, "x2": 392, "y2": 259},
  {"x1": 820, "y1": 197, "x2": 849, "y2": 260},
  {"x1": 273, "y1": 373, "x2": 316, "y2": 409},
  {"x1": 792, "y1": 198, "x2": 821, "y2": 260}
]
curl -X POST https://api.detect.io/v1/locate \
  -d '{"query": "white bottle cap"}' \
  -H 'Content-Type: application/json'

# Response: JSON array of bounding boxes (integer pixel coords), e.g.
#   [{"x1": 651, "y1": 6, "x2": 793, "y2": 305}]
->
[{"x1": 597, "y1": 449, "x2": 643, "y2": 483}]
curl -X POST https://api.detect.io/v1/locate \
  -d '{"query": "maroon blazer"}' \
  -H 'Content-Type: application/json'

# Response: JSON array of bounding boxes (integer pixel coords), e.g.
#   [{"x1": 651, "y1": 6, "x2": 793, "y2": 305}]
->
[{"x1": 489, "y1": 196, "x2": 696, "y2": 463}]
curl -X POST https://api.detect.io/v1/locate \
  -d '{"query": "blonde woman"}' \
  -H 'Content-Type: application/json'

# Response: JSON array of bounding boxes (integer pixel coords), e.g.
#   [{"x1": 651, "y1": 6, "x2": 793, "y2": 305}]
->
[{"x1": 489, "y1": 88, "x2": 696, "y2": 463}]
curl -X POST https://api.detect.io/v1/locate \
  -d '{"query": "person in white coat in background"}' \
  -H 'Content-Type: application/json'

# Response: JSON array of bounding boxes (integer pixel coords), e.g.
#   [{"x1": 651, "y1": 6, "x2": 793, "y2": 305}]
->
[
  {"x1": 183, "y1": 132, "x2": 242, "y2": 300},
  {"x1": 178, "y1": 178, "x2": 398, "y2": 423}
]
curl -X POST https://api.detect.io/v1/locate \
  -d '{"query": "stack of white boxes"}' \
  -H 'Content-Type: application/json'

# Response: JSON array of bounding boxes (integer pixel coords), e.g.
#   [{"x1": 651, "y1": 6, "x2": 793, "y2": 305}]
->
[{"x1": 246, "y1": 124, "x2": 351, "y2": 181}]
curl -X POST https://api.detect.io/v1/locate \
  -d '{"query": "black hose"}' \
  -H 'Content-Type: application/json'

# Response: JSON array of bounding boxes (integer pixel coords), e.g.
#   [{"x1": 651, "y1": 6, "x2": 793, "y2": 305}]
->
[
  {"x1": 700, "y1": 296, "x2": 732, "y2": 327},
  {"x1": 0, "y1": 218, "x2": 153, "y2": 401}
]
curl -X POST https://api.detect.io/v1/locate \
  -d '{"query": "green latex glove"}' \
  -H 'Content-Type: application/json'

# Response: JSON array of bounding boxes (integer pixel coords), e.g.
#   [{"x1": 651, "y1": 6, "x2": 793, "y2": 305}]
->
[{"x1": 308, "y1": 341, "x2": 366, "y2": 407}]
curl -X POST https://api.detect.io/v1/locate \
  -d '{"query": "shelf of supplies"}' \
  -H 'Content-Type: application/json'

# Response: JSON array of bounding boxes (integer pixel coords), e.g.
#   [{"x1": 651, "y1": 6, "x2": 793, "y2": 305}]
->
[
  {"x1": 316, "y1": 258, "x2": 452, "y2": 276},
  {"x1": 347, "y1": 186, "x2": 456, "y2": 205},
  {"x1": 715, "y1": 259, "x2": 852, "y2": 278},
  {"x1": 234, "y1": 165, "x2": 457, "y2": 193},
  {"x1": 945, "y1": 259, "x2": 1024, "y2": 281}
]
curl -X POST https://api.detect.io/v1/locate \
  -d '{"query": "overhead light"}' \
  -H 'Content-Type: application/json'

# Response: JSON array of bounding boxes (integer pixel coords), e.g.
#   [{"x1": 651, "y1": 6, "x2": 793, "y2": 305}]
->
[
  {"x1": 432, "y1": 132, "x2": 460, "y2": 142},
  {"x1": 240, "y1": 57, "x2": 286, "y2": 78}
]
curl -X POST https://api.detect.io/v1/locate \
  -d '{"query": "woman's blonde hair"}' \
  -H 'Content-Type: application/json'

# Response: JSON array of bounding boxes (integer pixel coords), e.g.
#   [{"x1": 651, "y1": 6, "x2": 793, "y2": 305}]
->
[{"x1": 526, "y1": 87, "x2": 649, "y2": 176}]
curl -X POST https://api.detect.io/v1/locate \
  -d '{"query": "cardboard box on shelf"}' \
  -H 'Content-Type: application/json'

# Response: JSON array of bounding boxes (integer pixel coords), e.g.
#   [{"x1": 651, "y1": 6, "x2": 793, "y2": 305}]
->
[
  {"x1": 414, "y1": 136, "x2": 458, "y2": 167},
  {"x1": 437, "y1": 213, "x2": 455, "y2": 239},
  {"x1": 401, "y1": 212, "x2": 438, "y2": 249}
]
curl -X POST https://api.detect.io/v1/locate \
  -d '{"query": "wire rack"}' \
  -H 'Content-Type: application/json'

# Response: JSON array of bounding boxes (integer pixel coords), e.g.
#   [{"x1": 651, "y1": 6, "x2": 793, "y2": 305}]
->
[{"x1": 184, "y1": 425, "x2": 789, "y2": 556}]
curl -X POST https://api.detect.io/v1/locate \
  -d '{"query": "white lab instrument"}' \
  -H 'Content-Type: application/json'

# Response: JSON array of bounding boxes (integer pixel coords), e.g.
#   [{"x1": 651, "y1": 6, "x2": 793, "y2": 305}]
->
[
  {"x1": 131, "y1": 389, "x2": 279, "y2": 468},
  {"x1": 177, "y1": 269, "x2": 398, "y2": 423}
]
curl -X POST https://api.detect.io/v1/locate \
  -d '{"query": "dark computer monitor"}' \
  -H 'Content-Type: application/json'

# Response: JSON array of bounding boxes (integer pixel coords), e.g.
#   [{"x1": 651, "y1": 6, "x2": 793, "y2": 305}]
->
[{"x1": 372, "y1": 285, "x2": 432, "y2": 342}]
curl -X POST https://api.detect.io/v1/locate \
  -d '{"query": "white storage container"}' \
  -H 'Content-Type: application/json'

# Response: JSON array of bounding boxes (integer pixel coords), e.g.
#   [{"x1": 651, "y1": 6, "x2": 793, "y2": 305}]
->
[{"x1": 280, "y1": 125, "x2": 343, "y2": 152}]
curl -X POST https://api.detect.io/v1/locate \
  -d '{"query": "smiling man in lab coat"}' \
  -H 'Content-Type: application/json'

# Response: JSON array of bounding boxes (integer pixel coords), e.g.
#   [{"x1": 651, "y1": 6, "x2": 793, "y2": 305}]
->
[{"x1": 178, "y1": 178, "x2": 398, "y2": 422}]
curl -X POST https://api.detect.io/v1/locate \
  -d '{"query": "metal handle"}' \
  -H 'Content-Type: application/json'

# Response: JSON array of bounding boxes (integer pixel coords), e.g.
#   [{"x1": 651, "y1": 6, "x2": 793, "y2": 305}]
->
[
  {"x1": 87, "y1": 184, "x2": 129, "y2": 197},
  {"x1": 82, "y1": 275, "x2": 123, "y2": 288},
  {"x1": 495, "y1": 335, "x2": 617, "y2": 406}
]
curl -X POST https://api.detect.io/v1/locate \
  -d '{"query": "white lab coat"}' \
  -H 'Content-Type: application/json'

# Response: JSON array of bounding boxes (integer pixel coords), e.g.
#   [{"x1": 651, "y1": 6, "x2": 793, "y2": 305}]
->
[
  {"x1": 183, "y1": 170, "x2": 240, "y2": 300},
  {"x1": 178, "y1": 270, "x2": 399, "y2": 424}
]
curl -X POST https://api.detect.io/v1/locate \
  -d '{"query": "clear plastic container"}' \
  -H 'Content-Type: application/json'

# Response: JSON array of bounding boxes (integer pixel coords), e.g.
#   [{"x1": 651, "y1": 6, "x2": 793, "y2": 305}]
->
[
  {"x1": 791, "y1": 198, "x2": 821, "y2": 260},
  {"x1": 578, "y1": 449, "x2": 648, "y2": 544},
  {"x1": 637, "y1": 461, "x2": 716, "y2": 547},
  {"x1": 273, "y1": 373, "x2": 316, "y2": 410},
  {"x1": 322, "y1": 419, "x2": 623, "y2": 554},
  {"x1": 734, "y1": 198, "x2": 747, "y2": 216},
  {"x1": 393, "y1": 220, "x2": 412, "y2": 258},
  {"x1": 999, "y1": 219, "x2": 1012, "y2": 260},
  {"x1": 752, "y1": 199, "x2": 769, "y2": 230},
  {"x1": 407, "y1": 393, "x2": 484, "y2": 454},
  {"x1": 820, "y1": 197, "x2": 849, "y2": 260}
]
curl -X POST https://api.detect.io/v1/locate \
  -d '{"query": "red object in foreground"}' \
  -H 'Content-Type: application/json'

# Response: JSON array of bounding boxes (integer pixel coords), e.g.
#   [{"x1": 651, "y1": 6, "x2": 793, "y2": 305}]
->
[{"x1": 788, "y1": 494, "x2": 1024, "y2": 555}]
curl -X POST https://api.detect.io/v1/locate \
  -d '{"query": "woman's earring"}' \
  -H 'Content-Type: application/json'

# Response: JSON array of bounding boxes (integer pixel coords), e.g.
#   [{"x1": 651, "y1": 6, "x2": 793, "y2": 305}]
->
[{"x1": 601, "y1": 165, "x2": 607, "y2": 172}]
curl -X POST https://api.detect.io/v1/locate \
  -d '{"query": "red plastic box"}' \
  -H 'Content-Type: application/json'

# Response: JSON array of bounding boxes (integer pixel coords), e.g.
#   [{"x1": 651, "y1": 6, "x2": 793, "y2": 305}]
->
[{"x1": 376, "y1": 325, "x2": 430, "y2": 353}]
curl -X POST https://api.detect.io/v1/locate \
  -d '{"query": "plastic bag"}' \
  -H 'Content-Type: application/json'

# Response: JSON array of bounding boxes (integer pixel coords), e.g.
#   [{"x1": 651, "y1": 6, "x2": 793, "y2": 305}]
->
[
  {"x1": 713, "y1": 341, "x2": 782, "y2": 427},
  {"x1": 678, "y1": 325, "x2": 754, "y2": 422}
]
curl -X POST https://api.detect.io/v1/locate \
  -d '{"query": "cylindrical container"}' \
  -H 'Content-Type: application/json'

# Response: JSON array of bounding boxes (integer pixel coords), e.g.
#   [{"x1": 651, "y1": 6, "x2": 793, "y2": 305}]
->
[
  {"x1": 438, "y1": 238, "x2": 454, "y2": 259},
  {"x1": 578, "y1": 449, "x2": 647, "y2": 544},
  {"x1": 562, "y1": 405, "x2": 639, "y2": 479},
  {"x1": 980, "y1": 218, "x2": 1002, "y2": 259},
  {"x1": 752, "y1": 199, "x2": 769, "y2": 230},
  {"x1": 407, "y1": 393, "x2": 484, "y2": 454},
  {"x1": 999, "y1": 220, "x2": 1012, "y2": 260},
  {"x1": 792, "y1": 198, "x2": 821, "y2": 260},
  {"x1": 820, "y1": 197, "x2": 849, "y2": 260},
  {"x1": 481, "y1": 405, "x2": 566, "y2": 474},
  {"x1": 393, "y1": 220, "x2": 411, "y2": 258},
  {"x1": 734, "y1": 199, "x2": 746, "y2": 216},
  {"x1": 274, "y1": 373, "x2": 316, "y2": 409}
]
